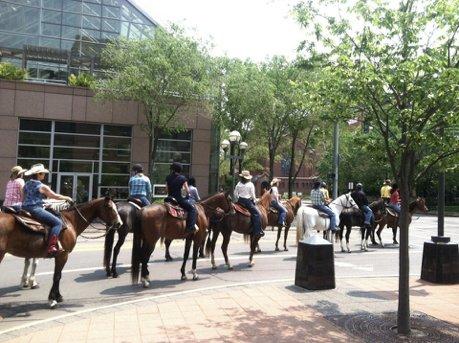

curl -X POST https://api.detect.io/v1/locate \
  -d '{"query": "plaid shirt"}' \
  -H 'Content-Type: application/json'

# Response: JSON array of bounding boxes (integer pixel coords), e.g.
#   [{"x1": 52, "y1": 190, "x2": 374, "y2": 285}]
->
[
  {"x1": 129, "y1": 174, "x2": 152, "y2": 198},
  {"x1": 4, "y1": 178, "x2": 25, "y2": 206},
  {"x1": 310, "y1": 188, "x2": 325, "y2": 206}
]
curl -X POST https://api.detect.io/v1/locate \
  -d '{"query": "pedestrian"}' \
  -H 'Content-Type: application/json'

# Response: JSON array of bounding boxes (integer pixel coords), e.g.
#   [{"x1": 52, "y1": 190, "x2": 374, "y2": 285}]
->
[
  {"x1": 166, "y1": 162, "x2": 198, "y2": 233},
  {"x1": 2, "y1": 166, "x2": 27, "y2": 212},
  {"x1": 270, "y1": 178, "x2": 287, "y2": 226},
  {"x1": 350, "y1": 183, "x2": 374, "y2": 227},
  {"x1": 234, "y1": 170, "x2": 264, "y2": 238},
  {"x1": 388, "y1": 183, "x2": 401, "y2": 214},
  {"x1": 188, "y1": 177, "x2": 201, "y2": 203},
  {"x1": 380, "y1": 179, "x2": 392, "y2": 204},
  {"x1": 22, "y1": 164, "x2": 73, "y2": 255},
  {"x1": 128, "y1": 164, "x2": 152, "y2": 207},
  {"x1": 310, "y1": 180, "x2": 338, "y2": 232}
]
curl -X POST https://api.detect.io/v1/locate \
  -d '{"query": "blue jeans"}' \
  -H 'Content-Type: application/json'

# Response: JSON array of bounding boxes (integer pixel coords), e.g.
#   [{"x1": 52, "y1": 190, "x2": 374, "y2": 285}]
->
[
  {"x1": 312, "y1": 204, "x2": 337, "y2": 232},
  {"x1": 271, "y1": 201, "x2": 287, "y2": 225},
  {"x1": 388, "y1": 203, "x2": 401, "y2": 214},
  {"x1": 131, "y1": 195, "x2": 150, "y2": 207},
  {"x1": 238, "y1": 197, "x2": 262, "y2": 235},
  {"x1": 362, "y1": 205, "x2": 374, "y2": 225},
  {"x1": 176, "y1": 197, "x2": 197, "y2": 231},
  {"x1": 23, "y1": 206, "x2": 62, "y2": 237}
]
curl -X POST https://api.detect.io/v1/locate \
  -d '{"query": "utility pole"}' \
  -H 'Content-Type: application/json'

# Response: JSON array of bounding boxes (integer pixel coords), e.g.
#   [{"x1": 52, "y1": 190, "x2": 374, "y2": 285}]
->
[{"x1": 332, "y1": 121, "x2": 339, "y2": 198}]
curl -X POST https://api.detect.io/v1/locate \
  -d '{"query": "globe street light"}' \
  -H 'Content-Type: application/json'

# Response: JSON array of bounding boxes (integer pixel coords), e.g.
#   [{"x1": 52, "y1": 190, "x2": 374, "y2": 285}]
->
[{"x1": 221, "y1": 130, "x2": 248, "y2": 192}]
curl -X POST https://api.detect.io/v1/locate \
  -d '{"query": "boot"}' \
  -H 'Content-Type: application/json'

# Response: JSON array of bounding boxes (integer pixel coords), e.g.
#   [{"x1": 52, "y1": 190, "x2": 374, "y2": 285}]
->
[{"x1": 47, "y1": 235, "x2": 59, "y2": 256}]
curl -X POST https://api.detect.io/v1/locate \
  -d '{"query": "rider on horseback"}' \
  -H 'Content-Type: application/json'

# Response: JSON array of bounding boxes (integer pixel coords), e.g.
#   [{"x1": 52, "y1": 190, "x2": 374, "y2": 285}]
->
[
  {"x1": 128, "y1": 164, "x2": 152, "y2": 207},
  {"x1": 234, "y1": 170, "x2": 264, "y2": 238},
  {"x1": 165, "y1": 162, "x2": 198, "y2": 233},
  {"x1": 22, "y1": 164, "x2": 73, "y2": 256},
  {"x1": 270, "y1": 178, "x2": 287, "y2": 226},
  {"x1": 350, "y1": 183, "x2": 374, "y2": 228},
  {"x1": 380, "y1": 179, "x2": 391, "y2": 204},
  {"x1": 388, "y1": 183, "x2": 401, "y2": 214},
  {"x1": 310, "y1": 180, "x2": 338, "y2": 232},
  {"x1": 2, "y1": 166, "x2": 27, "y2": 212}
]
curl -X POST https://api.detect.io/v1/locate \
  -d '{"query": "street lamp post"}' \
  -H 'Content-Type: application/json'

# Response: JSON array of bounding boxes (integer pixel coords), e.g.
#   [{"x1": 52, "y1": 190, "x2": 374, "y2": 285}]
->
[{"x1": 221, "y1": 130, "x2": 248, "y2": 192}]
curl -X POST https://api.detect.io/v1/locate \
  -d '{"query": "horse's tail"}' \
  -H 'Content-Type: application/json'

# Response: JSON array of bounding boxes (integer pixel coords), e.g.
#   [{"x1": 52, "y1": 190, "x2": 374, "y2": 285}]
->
[
  {"x1": 103, "y1": 228, "x2": 115, "y2": 268},
  {"x1": 296, "y1": 207, "x2": 304, "y2": 243},
  {"x1": 160, "y1": 237, "x2": 165, "y2": 246},
  {"x1": 205, "y1": 226, "x2": 213, "y2": 257},
  {"x1": 131, "y1": 218, "x2": 143, "y2": 285}
]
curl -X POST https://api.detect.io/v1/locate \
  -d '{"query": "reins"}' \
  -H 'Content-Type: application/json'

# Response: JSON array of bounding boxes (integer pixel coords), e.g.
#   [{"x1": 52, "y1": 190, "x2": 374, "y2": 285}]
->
[{"x1": 71, "y1": 202, "x2": 116, "y2": 240}]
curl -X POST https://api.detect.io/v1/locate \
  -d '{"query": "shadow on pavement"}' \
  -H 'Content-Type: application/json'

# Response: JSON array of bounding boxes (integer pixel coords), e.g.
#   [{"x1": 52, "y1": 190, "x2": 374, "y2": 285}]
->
[
  {"x1": 100, "y1": 278, "x2": 184, "y2": 296},
  {"x1": 0, "y1": 301, "x2": 83, "y2": 319}
]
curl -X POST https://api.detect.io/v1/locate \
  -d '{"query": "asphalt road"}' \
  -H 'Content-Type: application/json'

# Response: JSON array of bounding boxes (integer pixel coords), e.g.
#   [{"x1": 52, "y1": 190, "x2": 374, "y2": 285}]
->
[{"x1": 0, "y1": 215, "x2": 458, "y2": 334}]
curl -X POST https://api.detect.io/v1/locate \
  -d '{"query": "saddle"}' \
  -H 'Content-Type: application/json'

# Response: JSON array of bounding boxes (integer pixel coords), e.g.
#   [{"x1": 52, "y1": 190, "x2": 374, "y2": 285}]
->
[
  {"x1": 164, "y1": 197, "x2": 187, "y2": 220},
  {"x1": 4, "y1": 207, "x2": 69, "y2": 235},
  {"x1": 127, "y1": 197, "x2": 143, "y2": 210},
  {"x1": 306, "y1": 204, "x2": 331, "y2": 218},
  {"x1": 232, "y1": 203, "x2": 251, "y2": 217},
  {"x1": 386, "y1": 207, "x2": 399, "y2": 218}
]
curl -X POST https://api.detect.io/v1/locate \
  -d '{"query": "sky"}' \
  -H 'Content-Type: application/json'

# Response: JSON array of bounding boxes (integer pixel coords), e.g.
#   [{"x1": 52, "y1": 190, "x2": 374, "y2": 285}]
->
[{"x1": 134, "y1": 0, "x2": 306, "y2": 62}]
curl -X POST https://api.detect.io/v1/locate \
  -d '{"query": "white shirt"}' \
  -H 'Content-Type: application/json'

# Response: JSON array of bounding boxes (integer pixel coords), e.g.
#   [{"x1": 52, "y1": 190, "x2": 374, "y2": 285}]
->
[
  {"x1": 234, "y1": 181, "x2": 256, "y2": 201},
  {"x1": 270, "y1": 186, "x2": 280, "y2": 202}
]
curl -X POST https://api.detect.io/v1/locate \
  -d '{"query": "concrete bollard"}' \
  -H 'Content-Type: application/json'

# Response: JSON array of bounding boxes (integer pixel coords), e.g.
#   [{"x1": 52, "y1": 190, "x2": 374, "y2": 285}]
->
[
  {"x1": 421, "y1": 236, "x2": 459, "y2": 284},
  {"x1": 295, "y1": 235, "x2": 335, "y2": 290}
]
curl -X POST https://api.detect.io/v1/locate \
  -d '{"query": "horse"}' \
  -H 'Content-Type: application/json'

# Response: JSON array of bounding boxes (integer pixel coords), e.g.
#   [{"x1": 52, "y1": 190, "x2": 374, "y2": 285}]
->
[
  {"x1": 295, "y1": 193, "x2": 359, "y2": 243},
  {"x1": 0, "y1": 197, "x2": 122, "y2": 308},
  {"x1": 131, "y1": 192, "x2": 233, "y2": 287},
  {"x1": 205, "y1": 191, "x2": 271, "y2": 270},
  {"x1": 337, "y1": 199, "x2": 386, "y2": 252},
  {"x1": 267, "y1": 196, "x2": 302, "y2": 252},
  {"x1": 374, "y1": 197, "x2": 428, "y2": 247},
  {"x1": 104, "y1": 201, "x2": 140, "y2": 278}
]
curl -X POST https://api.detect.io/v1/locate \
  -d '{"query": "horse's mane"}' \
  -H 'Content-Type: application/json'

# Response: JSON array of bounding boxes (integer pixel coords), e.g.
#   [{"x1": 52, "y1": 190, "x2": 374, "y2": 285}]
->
[
  {"x1": 258, "y1": 191, "x2": 271, "y2": 209},
  {"x1": 285, "y1": 196, "x2": 302, "y2": 213}
]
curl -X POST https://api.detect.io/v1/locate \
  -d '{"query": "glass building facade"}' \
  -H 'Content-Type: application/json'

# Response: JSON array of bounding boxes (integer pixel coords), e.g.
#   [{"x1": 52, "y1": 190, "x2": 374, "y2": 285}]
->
[{"x1": 0, "y1": 0, "x2": 156, "y2": 82}]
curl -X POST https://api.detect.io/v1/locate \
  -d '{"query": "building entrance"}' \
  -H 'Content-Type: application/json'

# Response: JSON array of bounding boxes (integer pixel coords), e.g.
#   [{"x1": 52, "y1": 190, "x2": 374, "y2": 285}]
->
[{"x1": 57, "y1": 173, "x2": 93, "y2": 203}]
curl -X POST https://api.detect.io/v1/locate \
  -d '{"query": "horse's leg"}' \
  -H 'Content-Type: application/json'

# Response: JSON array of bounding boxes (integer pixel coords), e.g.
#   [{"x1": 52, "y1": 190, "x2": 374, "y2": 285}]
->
[
  {"x1": 104, "y1": 229, "x2": 115, "y2": 277},
  {"x1": 180, "y1": 237, "x2": 193, "y2": 281},
  {"x1": 283, "y1": 225, "x2": 290, "y2": 251},
  {"x1": 360, "y1": 227, "x2": 365, "y2": 251},
  {"x1": 345, "y1": 226, "x2": 352, "y2": 253},
  {"x1": 221, "y1": 232, "x2": 232, "y2": 270},
  {"x1": 338, "y1": 225, "x2": 345, "y2": 252},
  {"x1": 29, "y1": 258, "x2": 39, "y2": 289},
  {"x1": 21, "y1": 258, "x2": 31, "y2": 288},
  {"x1": 249, "y1": 236, "x2": 260, "y2": 267},
  {"x1": 49, "y1": 251, "x2": 69, "y2": 308},
  {"x1": 140, "y1": 242, "x2": 155, "y2": 288},
  {"x1": 275, "y1": 225, "x2": 282, "y2": 251},
  {"x1": 164, "y1": 239, "x2": 173, "y2": 262},
  {"x1": 191, "y1": 240, "x2": 200, "y2": 280},
  {"x1": 365, "y1": 227, "x2": 371, "y2": 251},
  {"x1": 376, "y1": 224, "x2": 384, "y2": 247},
  {"x1": 210, "y1": 229, "x2": 220, "y2": 269},
  {"x1": 198, "y1": 232, "x2": 206, "y2": 258},
  {"x1": 111, "y1": 230, "x2": 127, "y2": 278},
  {"x1": 392, "y1": 227, "x2": 398, "y2": 244}
]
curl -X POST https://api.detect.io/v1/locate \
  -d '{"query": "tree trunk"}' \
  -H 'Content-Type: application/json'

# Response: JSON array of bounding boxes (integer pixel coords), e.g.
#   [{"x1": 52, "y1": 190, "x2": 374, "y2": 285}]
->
[
  {"x1": 397, "y1": 153, "x2": 413, "y2": 335},
  {"x1": 288, "y1": 131, "x2": 298, "y2": 198},
  {"x1": 148, "y1": 127, "x2": 160, "y2": 179},
  {"x1": 269, "y1": 146, "x2": 275, "y2": 181}
]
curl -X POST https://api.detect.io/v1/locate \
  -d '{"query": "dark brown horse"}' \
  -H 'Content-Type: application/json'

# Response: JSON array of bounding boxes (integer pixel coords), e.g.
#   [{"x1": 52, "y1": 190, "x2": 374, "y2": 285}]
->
[
  {"x1": 206, "y1": 191, "x2": 271, "y2": 270},
  {"x1": 374, "y1": 197, "x2": 428, "y2": 247},
  {"x1": 131, "y1": 192, "x2": 233, "y2": 287},
  {"x1": 0, "y1": 197, "x2": 122, "y2": 308},
  {"x1": 268, "y1": 196, "x2": 302, "y2": 252}
]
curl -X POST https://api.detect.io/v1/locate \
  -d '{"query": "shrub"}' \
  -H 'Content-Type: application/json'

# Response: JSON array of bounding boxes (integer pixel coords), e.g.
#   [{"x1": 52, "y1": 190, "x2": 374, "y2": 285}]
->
[
  {"x1": 68, "y1": 73, "x2": 95, "y2": 87},
  {"x1": 0, "y1": 62, "x2": 27, "y2": 80}
]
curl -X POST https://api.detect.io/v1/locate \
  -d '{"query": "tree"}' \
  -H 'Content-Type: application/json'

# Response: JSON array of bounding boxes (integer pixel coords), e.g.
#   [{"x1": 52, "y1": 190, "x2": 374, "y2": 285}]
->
[
  {"x1": 94, "y1": 26, "x2": 213, "y2": 176},
  {"x1": 296, "y1": 0, "x2": 459, "y2": 334}
]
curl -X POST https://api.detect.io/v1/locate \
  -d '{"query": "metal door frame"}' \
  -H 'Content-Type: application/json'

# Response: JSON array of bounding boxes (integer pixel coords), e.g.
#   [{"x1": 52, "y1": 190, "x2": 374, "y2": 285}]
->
[{"x1": 57, "y1": 173, "x2": 93, "y2": 201}]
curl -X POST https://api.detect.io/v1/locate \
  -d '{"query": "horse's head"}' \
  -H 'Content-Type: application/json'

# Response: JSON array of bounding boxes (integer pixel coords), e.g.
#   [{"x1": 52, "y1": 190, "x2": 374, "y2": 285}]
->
[
  {"x1": 416, "y1": 197, "x2": 428, "y2": 213},
  {"x1": 332, "y1": 193, "x2": 359, "y2": 210},
  {"x1": 223, "y1": 191, "x2": 235, "y2": 215},
  {"x1": 290, "y1": 196, "x2": 302, "y2": 215},
  {"x1": 97, "y1": 197, "x2": 123, "y2": 229}
]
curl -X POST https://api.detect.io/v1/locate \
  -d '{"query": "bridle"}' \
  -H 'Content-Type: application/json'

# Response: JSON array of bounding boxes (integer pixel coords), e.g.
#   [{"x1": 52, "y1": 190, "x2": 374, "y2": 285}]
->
[
  {"x1": 72, "y1": 201, "x2": 118, "y2": 239},
  {"x1": 200, "y1": 193, "x2": 234, "y2": 215},
  {"x1": 331, "y1": 194, "x2": 357, "y2": 210}
]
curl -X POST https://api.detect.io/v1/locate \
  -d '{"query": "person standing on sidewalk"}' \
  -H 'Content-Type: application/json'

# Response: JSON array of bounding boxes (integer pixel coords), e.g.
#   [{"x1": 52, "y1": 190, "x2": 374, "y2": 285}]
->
[
  {"x1": 2, "y1": 166, "x2": 27, "y2": 212},
  {"x1": 22, "y1": 164, "x2": 73, "y2": 256},
  {"x1": 310, "y1": 180, "x2": 337, "y2": 232},
  {"x1": 128, "y1": 164, "x2": 152, "y2": 207}
]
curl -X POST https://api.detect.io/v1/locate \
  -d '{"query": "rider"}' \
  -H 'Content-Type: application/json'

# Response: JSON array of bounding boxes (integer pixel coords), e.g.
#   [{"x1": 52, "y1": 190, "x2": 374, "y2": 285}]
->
[
  {"x1": 310, "y1": 180, "x2": 337, "y2": 232},
  {"x1": 270, "y1": 178, "x2": 287, "y2": 226},
  {"x1": 187, "y1": 177, "x2": 201, "y2": 203},
  {"x1": 350, "y1": 183, "x2": 374, "y2": 228},
  {"x1": 320, "y1": 181, "x2": 331, "y2": 204},
  {"x1": 380, "y1": 179, "x2": 392, "y2": 204},
  {"x1": 388, "y1": 183, "x2": 401, "y2": 214},
  {"x1": 165, "y1": 162, "x2": 198, "y2": 233},
  {"x1": 22, "y1": 164, "x2": 73, "y2": 256},
  {"x1": 234, "y1": 170, "x2": 264, "y2": 238},
  {"x1": 3, "y1": 166, "x2": 27, "y2": 212},
  {"x1": 128, "y1": 163, "x2": 152, "y2": 207}
]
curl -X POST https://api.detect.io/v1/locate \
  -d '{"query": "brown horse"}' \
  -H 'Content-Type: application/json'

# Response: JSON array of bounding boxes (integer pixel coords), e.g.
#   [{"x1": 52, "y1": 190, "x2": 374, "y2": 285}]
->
[
  {"x1": 131, "y1": 192, "x2": 233, "y2": 287},
  {"x1": 0, "y1": 197, "x2": 122, "y2": 308},
  {"x1": 374, "y1": 197, "x2": 428, "y2": 247},
  {"x1": 268, "y1": 196, "x2": 302, "y2": 252},
  {"x1": 206, "y1": 191, "x2": 271, "y2": 270}
]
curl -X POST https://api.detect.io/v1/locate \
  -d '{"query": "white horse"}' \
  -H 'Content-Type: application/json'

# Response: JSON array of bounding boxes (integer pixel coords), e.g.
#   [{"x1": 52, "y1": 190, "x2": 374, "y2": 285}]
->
[{"x1": 295, "y1": 193, "x2": 359, "y2": 243}]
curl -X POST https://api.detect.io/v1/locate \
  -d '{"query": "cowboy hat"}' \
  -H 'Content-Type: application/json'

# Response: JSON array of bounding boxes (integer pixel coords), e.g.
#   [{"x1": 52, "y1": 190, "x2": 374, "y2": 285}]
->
[
  {"x1": 239, "y1": 170, "x2": 252, "y2": 180},
  {"x1": 10, "y1": 166, "x2": 27, "y2": 176},
  {"x1": 270, "y1": 178, "x2": 281, "y2": 186},
  {"x1": 385, "y1": 179, "x2": 391, "y2": 184},
  {"x1": 25, "y1": 164, "x2": 49, "y2": 176}
]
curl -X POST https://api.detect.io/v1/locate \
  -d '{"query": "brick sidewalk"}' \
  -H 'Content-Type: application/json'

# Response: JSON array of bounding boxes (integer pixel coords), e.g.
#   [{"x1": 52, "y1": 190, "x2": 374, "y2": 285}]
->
[{"x1": 2, "y1": 277, "x2": 458, "y2": 343}]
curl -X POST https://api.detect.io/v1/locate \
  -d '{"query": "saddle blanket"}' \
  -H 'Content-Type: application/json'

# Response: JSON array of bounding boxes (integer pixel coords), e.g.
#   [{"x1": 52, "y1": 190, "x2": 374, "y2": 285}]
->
[
  {"x1": 386, "y1": 208, "x2": 399, "y2": 218},
  {"x1": 233, "y1": 203, "x2": 251, "y2": 217},
  {"x1": 164, "y1": 202, "x2": 187, "y2": 220}
]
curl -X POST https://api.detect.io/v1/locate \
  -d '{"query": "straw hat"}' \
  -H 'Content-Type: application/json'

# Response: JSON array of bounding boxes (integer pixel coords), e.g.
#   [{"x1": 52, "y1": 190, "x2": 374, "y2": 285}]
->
[
  {"x1": 10, "y1": 166, "x2": 27, "y2": 176},
  {"x1": 25, "y1": 164, "x2": 49, "y2": 176},
  {"x1": 385, "y1": 179, "x2": 391, "y2": 185},
  {"x1": 270, "y1": 178, "x2": 281, "y2": 186},
  {"x1": 239, "y1": 170, "x2": 252, "y2": 180}
]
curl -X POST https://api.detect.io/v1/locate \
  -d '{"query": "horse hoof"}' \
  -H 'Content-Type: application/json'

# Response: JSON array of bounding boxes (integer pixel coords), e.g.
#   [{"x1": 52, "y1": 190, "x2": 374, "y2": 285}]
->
[
  {"x1": 22, "y1": 283, "x2": 30, "y2": 289},
  {"x1": 275, "y1": 247, "x2": 280, "y2": 252},
  {"x1": 393, "y1": 241, "x2": 398, "y2": 245},
  {"x1": 284, "y1": 248, "x2": 289, "y2": 252},
  {"x1": 228, "y1": 266, "x2": 233, "y2": 271},
  {"x1": 49, "y1": 300, "x2": 58, "y2": 309},
  {"x1": 248, "y1": 262, "x2": 254, "y2": 268},
  {"x1": 112, "y1": 273, "x2": 119, "y2": 278},
  {"x1": 181, "y1": 275, "x2": 188, "y2": 281},
  {"x1": 341, "y1": 249, "x2": 345, "y2": 253},
  {"x1": 347, "y1": 250, "x2": 351, "y2": 253},
  {"x1": 106, "y1": 271, "x2": 112, "y2": 278},
  {"x1": 192, "y1": 275, "x2": 199, "y2": 281},
  {"x1": 211, "y1": 265, "x2": 217, "y2": 270},
  {"x1": 31, "y1": 283, "x2": 40, "y2": 289},
  {"x1": 165, "y1": 257, "x2": 173, "y2": 262}
]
